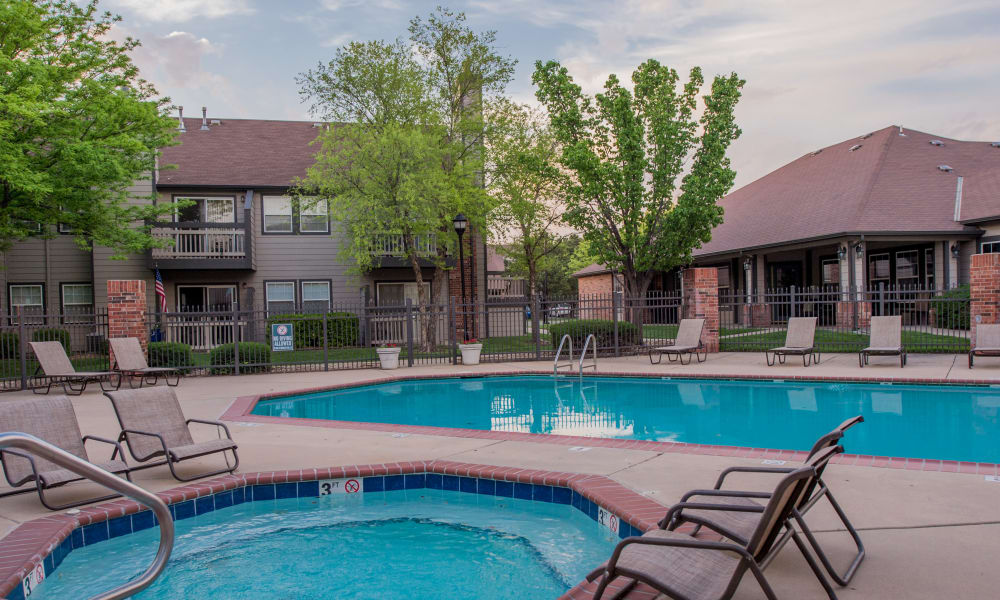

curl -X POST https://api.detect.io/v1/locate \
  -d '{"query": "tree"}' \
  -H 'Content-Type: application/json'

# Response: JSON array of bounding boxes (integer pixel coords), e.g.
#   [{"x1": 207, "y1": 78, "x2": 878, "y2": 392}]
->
[
  {"x1": 486, "y1": 99, "x2": 567, "y2": 297},
  {"x1": 532, "y1": 59, "x2": 744, "y2": 301},
  {"x1": 296, "y1": 8, "x2": 514, "y2": 348},
  {"x1": 0, "y1": 0, "x2": 179, "y2": 256}
]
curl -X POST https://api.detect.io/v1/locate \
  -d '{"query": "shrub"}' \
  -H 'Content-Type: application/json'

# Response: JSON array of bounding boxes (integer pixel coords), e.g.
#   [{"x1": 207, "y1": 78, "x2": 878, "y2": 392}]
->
[
  {"x1": 266, "y1": 312, "x2": 360, "y2": 348},
  {"x1": 208, "y1": 342, "x2": 271, "y2": 374},
  {"x1": 548, "y1": 319, "x2": 640, "y2": 351},
  {"x1": 147, "y1": 342, "x2": 194, "y2": 368},
  {"x1": 31, "y1": 328, "x2": 70, "y2": 353},
  {"x1": 931, "y1": 285, "x2": 970, "y2": 330},
  {"x1": 0, "y1": 332, "x2": 19, "y2": 359}
]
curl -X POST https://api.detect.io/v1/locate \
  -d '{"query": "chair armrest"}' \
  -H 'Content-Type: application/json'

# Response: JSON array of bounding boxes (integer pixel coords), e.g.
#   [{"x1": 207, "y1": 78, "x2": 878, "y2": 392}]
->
[
  {"x1": 120, "y1": 428, "x2": 169, "y2": 461},
  {"x1": 680, "y1": 488, "x2": 772, "y2": 503},
  {"x1": 186, "y1": 418, "x2": 234, "y2": 440},
  {"x1": 660, "y1": 500, "x2": 765, "y2": 529},
  {"x1": 604, "y1": 534, "x2": 754, "y2": 573},
  {"x1": 714, "y1": 466, "x2": 795, "y2": 489},
  {"x1": 82, "y1": 435, "x2": 129, "y2": 464}
]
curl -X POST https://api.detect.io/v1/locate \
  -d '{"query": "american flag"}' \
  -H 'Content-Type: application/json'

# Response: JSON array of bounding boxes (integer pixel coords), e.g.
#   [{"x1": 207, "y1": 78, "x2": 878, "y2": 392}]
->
[{"x1": 154, "y1": 269, "x2": 167, "y2": 312}]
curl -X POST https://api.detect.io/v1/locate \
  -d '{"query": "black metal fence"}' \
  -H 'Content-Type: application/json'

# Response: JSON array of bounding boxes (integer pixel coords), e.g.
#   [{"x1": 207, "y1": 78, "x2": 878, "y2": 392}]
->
[
  {"x1": 0, "y1": 284, "x2": 972, "y2": 390},
  {"x1": 720, "y1": 284, "x2": 970, "y2": 353},
  {"x1": 0, "y1": 307, "x2": 110, "y2": 391}
]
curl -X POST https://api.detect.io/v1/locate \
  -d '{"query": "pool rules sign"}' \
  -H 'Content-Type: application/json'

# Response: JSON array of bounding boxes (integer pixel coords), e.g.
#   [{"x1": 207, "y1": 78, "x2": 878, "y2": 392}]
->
[{"x1": 271, "y1": 323, "x2": 293, "y2": 352}]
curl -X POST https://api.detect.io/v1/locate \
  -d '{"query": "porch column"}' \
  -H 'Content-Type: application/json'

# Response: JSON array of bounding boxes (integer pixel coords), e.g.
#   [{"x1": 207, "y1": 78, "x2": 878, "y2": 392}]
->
[
  {"x1": 682, "y1": 268, "x2": 719, "y2": 352},
  {"x1": 947, "y1": 240, "x2": 960, "y2": 289},
  {"x1": 107, "y1": 280, "x2": 148, "y2": 365},
  {"x1": 971, "y1": 253, "x2": 1000, "y2": 343}
]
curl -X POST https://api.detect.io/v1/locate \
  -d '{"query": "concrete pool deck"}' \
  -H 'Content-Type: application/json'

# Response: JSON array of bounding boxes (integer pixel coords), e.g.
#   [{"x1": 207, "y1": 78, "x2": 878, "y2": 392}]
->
[{"x1": 2, "y1": 352, "x2": 1000, "y2": 598}]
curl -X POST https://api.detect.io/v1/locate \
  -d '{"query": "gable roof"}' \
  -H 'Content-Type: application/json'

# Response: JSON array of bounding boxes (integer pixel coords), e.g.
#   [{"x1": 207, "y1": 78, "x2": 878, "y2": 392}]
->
[
  {"x1": 573, "y1": 263, "x2": 612, "y2": 277},
  {"x1": 157, "y1": 118, "x2": 323, "y2": 188},
  {"x1": 695, "y1": 125, "x2": 999, "y2": 257}
]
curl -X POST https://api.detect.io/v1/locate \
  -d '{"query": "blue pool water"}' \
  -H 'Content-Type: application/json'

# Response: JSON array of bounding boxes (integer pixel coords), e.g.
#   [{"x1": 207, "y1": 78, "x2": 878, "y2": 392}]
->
[
  {"x1": 32, "y1": 489, "x2": 617, "y2": 599},
  {"x1": 252, "y1": 376, "x2": 1000, "y2": 463}
]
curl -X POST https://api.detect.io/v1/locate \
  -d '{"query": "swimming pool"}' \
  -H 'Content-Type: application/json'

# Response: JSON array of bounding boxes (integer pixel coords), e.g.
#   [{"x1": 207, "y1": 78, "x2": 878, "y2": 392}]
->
[
  {"x1": 29, "y1": 488, "x2": 618, "y2": 599},
  {"x1": 251, "y1": 376, "x2": 1000, "y2": 463}
]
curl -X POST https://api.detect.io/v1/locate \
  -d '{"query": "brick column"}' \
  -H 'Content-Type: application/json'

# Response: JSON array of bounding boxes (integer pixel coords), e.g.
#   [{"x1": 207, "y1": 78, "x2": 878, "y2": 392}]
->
[
  {"x1": 449, "y1": 232, "x2": 479, "y2": 340},
  {"x1": 971, "y1": 253, "x2": 1000, "y2": 343},
  {"x1": 107, "y1": 280, "x2": 148, "y2": 365},
  {"x1": 682, "y1": 268, "x2": 719, "y2": 352}
]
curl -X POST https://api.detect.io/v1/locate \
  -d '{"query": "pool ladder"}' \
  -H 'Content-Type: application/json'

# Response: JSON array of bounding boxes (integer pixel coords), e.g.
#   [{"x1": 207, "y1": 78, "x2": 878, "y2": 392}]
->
[
  {"x1": 0, "y1": 432, "x2": 175, "y2": 600},
  {"x1": 553, "y1": 334, "x2": 598, "y2": 377}
]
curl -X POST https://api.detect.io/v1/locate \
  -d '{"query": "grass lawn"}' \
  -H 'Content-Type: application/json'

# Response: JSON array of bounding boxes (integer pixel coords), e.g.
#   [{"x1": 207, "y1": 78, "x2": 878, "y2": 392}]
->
[
  {"x1": 720, "y1": 328, "x2": 970, "y2": 353},
  {"x1": 643, "y1": 324, "x2": 762, "y2": 339}
]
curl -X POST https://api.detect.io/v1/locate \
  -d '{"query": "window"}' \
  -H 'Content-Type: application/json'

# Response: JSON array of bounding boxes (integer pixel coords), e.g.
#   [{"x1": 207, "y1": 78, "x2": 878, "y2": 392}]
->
[
  {"x1": 61, "y1": 283, "x2": 94, "y2": 323},
  {"x1": 925, "y1": 248, "x2": 935, "y2": 288},
  {"x1": 9, "y1": 284, "x2": 43, "y2": 322},
  {"x1": 376, "y1": 282, "x2": 429, "y2": 306},
  {"x1": 265, "y1": 282, "x2": 296, "y2": 315},
  {"x1": 301, "y1": 281, "x2": 331, "y2": 313},
  {"x1": 717, "y1": 266, "x2": 731, "y2": 290},
  {"x1": 262, "y1": 196, "x2": 293, "y2": 233},
  {"x1": 895, "y1": 250, "x2": 919, "y2": 286},
  {"x1": 299, "y1": 199, "x2": 329, "y2": 233},
  {"x1": 868, "y1": 253, "x2": 890, "y2": 284},
  {"x1": 175, "y1": 196, "x2": 236, "y2": 223},
  {"x1": 983, "y1": 241, "x2": 1000, "y2": 254},
  {"x1": 821, "y1": 259, "x2": 840, "y2": 286}
]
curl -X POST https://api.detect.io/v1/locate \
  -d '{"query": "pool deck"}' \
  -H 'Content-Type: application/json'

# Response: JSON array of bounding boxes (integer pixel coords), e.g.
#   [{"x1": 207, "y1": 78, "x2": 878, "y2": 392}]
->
[{"x1": 2, "y1": 352, "x2": 1000, "y2": 599}]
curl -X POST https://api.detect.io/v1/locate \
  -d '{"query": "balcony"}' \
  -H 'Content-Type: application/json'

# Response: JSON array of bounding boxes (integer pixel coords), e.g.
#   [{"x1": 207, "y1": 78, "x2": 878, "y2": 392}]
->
[
  {"x1": 370, "y1": 234, "x2": 444, "y2": 268},
  {"x1": 148, "y1": 220, "x2": 254, "y2": 270}
]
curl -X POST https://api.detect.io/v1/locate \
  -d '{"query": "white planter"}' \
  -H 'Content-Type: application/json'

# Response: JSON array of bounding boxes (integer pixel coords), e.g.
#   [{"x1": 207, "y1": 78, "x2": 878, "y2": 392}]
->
[
  {"x1": 376, "y1": 347, "x2": 401, "y2": 370},
  {"x1": 459, "y1": 343, "x2": 483, "y2": 365}
]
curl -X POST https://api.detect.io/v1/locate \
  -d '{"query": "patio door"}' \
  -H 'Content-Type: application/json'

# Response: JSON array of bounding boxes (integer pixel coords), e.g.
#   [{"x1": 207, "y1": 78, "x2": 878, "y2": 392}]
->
[{"x1": 768, "y1": 261, "x2": 803, "y2": 322}]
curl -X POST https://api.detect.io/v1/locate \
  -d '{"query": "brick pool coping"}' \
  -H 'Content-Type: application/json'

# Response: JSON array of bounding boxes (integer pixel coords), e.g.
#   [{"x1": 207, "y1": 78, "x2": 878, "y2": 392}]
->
[
  {"x1": 0, "y1": 459, "x2": 673, "y2": 600},
  {"x1": 224, "y1": 369, "x2": 1000, "y2": 477}
]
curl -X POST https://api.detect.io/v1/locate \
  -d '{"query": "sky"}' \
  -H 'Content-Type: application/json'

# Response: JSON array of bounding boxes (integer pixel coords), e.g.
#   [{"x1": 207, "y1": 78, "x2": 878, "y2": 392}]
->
[{"x1": 105, "y1": 0, "x2": 1000, "y2": 189}]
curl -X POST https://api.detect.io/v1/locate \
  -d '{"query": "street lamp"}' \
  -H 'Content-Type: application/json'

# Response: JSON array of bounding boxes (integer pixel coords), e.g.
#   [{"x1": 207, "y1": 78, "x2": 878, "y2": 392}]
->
[{"x1": 453, "y1": 214, "x2": 469, "y2": 339}]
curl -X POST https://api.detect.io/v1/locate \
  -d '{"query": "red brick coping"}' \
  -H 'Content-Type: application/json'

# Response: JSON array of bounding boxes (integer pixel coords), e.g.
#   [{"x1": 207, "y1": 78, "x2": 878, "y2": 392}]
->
[
  {"x1": 0, "y1": 460, "x2": 670, "y2": 600},
  {"x1": 224, "y1": 370, "x2": 1000, "y2": 477}
]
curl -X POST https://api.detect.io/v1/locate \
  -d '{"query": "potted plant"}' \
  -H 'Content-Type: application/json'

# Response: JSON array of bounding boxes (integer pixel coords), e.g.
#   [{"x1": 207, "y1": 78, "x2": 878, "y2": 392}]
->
[
  {"x1": 458, "y1": 338, "x2": 483, "y2": 365},
  {"x1": 376, "y1": 343, "x2": 401, "y2": 369}
]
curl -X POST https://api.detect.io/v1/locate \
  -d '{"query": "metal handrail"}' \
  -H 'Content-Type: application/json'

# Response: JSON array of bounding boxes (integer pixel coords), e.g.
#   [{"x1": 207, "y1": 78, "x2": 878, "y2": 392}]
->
[
  {"x1": 0, "y1": 432, "x2": 174, "y2": 600},
  {"x1": 553, "y1": 334, "x2": 574, "y2": 375},
  {"x1": 579, "y1": 333, "x2": 598, "y2": 375}
]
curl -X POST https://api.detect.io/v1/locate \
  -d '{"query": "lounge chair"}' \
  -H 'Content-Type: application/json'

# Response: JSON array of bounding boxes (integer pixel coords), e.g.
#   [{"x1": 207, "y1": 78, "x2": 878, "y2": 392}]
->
[
  {"x1": 765, "y1": 316, "x2": 820, "y2": 366},
  {"x1": 0, "y1": 396, "x2": 130, "y2": 510},
  {"x1": 109, "y1": 337, "x2": 182, "y2": 387},
  {"x1": 587, "y1": 460, "x2": 838, "y2": 600},
  {"x1": 104, "y1": 387, "x2": 238, "y2": 482},
  {"x1": 858, "y1": 316, "x2": 906, "y2": 368},
  {"x1": 969, "y1": 324, "x2": 1000, "y2": 368},
  {"x1": 29, "y1": 341, "x2": 121, "y2": 395},
  {"x1": 666, "y1": 416, "x2": 865, "y2": 588},
  {"x1": 649, "y1": 319, "x2": 706, "y2": 365}
]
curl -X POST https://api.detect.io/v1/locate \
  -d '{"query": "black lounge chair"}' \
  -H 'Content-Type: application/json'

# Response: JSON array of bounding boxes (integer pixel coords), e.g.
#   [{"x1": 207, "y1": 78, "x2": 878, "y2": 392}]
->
[
  {"x1": 29, "y1": 341, "x2": 121, "y2": 395},
  {"x1": 649, "y1": 319, "x2": 707, "y2": 365},
  {"x1": 110, "y1": 337, "x2": 182, "y2": 387},
  {"x1": 859, "y1": 316, "x2": 906, "y2": 368},
  {"x1": 765, "y1": 316, "x2": 820, "y2": 366},
  {"x1": 969, "y1": 324, "x2": 1000, "y2": 368}
]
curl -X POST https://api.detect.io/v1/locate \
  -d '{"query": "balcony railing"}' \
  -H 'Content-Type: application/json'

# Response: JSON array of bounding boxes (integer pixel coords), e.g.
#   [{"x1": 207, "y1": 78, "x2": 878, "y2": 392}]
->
[
  {"x1": 371, "y1": 234, "x2": 437, "y2": 257},
  {"x1": 151, "y1": 223, "x2": 246, "y2": 260}
]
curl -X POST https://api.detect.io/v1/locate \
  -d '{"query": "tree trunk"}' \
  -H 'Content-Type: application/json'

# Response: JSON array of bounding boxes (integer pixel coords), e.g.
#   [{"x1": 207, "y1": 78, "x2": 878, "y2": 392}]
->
[{"x1": 404, "y1": 233, "x2": 434, "y2": 353}]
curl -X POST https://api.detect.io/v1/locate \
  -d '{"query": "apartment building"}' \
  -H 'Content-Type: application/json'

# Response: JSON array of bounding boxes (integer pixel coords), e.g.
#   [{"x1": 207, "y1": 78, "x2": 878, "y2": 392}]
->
[{"x1": 0, "y1": 115, "x2": 488, "y2": 318}]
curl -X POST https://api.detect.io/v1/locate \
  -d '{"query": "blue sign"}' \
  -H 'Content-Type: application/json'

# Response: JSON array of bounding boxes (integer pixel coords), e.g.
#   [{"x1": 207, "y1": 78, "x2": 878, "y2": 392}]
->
[{"x1": 271, "y1": 323, "x2": 294, "y2": 352}]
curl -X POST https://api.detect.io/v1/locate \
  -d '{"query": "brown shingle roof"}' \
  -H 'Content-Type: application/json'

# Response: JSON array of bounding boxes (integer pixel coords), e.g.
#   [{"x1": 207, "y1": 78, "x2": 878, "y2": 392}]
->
[
  {"x1": 695, "y1": 126, "x2": 997, "y2": 257},
  {"x1": 573, "y1": 263, "x2": 611, "y2": 277},
  {"x1": 157, "y1": 118, "x2": 323, "y2": 187}
]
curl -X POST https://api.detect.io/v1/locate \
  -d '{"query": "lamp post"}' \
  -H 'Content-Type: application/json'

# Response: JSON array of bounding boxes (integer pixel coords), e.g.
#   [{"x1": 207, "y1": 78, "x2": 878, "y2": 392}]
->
[{"x1": 453, "y1": 214, "x2": 469, "y2": 340}]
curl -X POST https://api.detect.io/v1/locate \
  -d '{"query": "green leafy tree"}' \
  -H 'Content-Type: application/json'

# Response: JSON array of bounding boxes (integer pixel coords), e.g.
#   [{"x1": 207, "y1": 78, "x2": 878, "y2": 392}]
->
[
  {"x1": 532, "y1": 59, "x2": 744, "y2": 302},
  {"x1": 486, "y1": 99, "x2": 567, "y2": 297},
  {"x1": 296, "y1": 8, "x2": 514, "y2": 348},
  {"x1": 0, "y1": 0, "x2": 179, "y2": 256}
]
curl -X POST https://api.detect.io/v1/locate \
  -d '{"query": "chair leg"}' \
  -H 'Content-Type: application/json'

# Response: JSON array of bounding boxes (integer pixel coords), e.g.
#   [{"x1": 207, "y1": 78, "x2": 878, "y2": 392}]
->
[
  {"x1": 166, "y1": 371, "x2": 181, "y2": 386},
  {"x1": 35, "y1": 478, "x2": 123, "y2": 512},
  {"x1": 164, "y1": 448, "x2": 239, "y2": 482},
  {"x1": 969, "y1": 352, "x2": 973, "y2": 368},
  {"x1": 790, "y1": 529, "x2": 839, "y2": 600},
  {"x1": 766, "y1": 351, "x2": 774, "y2": 366},
  {"x1": 746, "y1": 560, "x2": 781, "y2": 600},
  {"x1": 801, "y1": 485, "x2": 866, "y2": 586},
  {"x1": 649, "y1": 350, "x2": 662, "y2": 365}
]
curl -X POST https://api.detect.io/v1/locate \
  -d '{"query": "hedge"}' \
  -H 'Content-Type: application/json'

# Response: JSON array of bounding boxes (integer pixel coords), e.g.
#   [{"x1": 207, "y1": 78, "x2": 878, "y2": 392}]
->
[
  {"x1": 0, "y1": 332, "x2": 19, "y2": 358},
  {"x1": 147, "y1": 342, "x2": 195, "y2": 368},
  {"x1": 208, "y1": 342, "x2": 271, "y2": 374},
  {"x1": 31, "y1": 328, "x2": 70, "y2": 353},
  {"x1": 265, "y1": 312, "x2": 359, "y2": 348},
  {"x1": 930, "y1": 285, "x2": 970, "y2": 330},
  {"x1": 548, "y1": 319, "x2": 640, "y2": 351}
]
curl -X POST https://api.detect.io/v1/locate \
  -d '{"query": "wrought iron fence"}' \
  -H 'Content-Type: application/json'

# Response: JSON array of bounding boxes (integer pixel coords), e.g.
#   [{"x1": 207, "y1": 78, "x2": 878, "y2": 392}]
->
[
  {"x1": 0, "y1": 307, "x2": 110, "y2": 391},
  {"x1": 719, "y1": 284, "x2": 970, "y2": 353}
]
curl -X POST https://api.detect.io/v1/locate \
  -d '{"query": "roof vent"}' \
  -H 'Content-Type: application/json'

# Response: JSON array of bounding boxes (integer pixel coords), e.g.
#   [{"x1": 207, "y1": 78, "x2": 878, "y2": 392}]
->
[
  {"x1": 938, "y1": 165, "x2": 953, "y2": 172},
  {"x1": 177, "y1": 106, "x2": 185, "y2": 132},
  {"x1": 991, "y1": 142, "x2": 1000, "y2": 148},
  {"x1": 312, "y1": 122, "x2": 324, "y2": 128},
  {"x1": 849, "y1": 144, "x2": 862, "y2": 152},
  {"x1": 898, "y1": 126, "x2": 905, "y2": 136},
  {"x1": 860, "y1": 132, "x2": 873, "y2": 140},
  {"x1": 811, "y1": 149, "x2": 822, "y2": 156},
  {"x1": 210, "y1": 119, "x2": 222, "y2": 126},
  {"x1": 200, "y1": 106, "x2": 209, "y2": 131},
  {"x1": 930, "y1": 140, "x2": 945, "y2": 147}
]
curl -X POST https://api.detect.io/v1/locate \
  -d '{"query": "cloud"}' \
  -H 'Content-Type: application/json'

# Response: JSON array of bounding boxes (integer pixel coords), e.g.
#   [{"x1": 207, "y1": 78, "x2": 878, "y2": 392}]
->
[
  {"x1": 320, "y1": 0, "x2": 403, "y2": 11},
  {"x1": 106, "y1": 0, "x2": 254, "y2": 23},
  {"x1": 321, "y1": 32, "x2": 354, "y2": 48}
]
